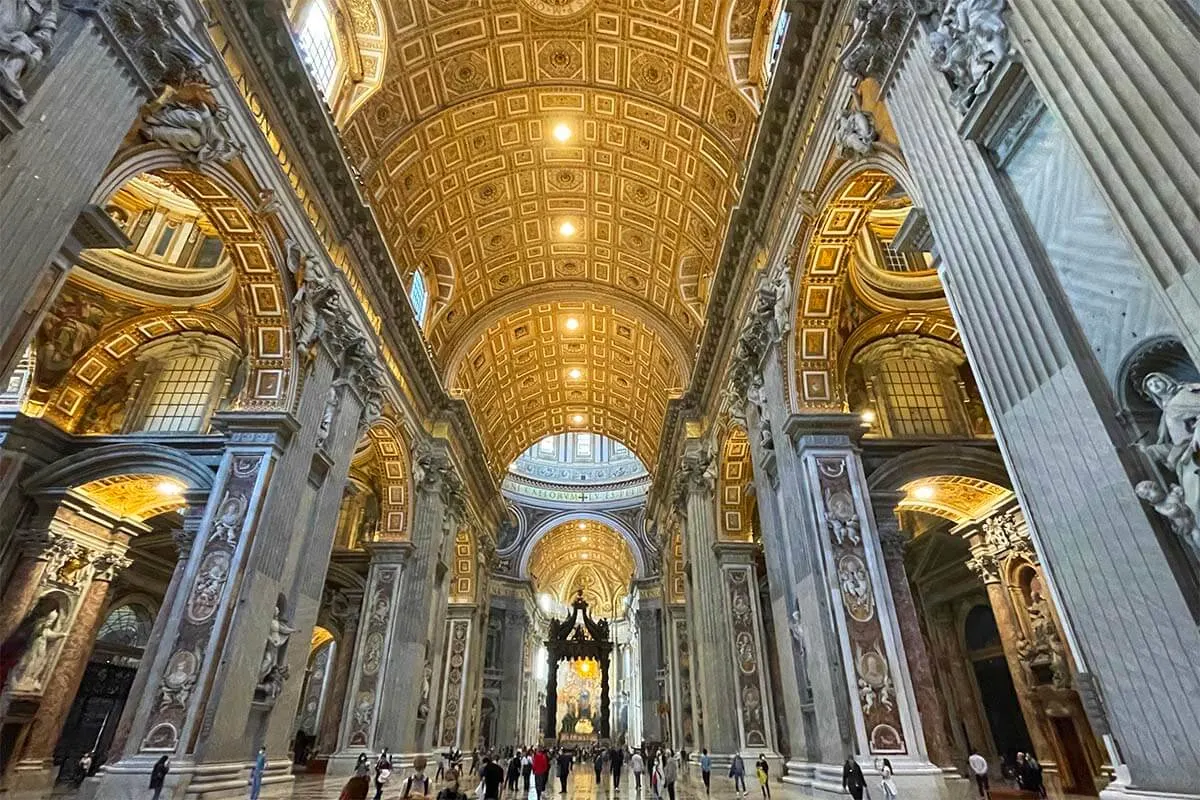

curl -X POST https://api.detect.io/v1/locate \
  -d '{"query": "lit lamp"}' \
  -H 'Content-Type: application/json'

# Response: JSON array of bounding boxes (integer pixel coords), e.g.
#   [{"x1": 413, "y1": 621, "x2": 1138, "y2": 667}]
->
[{"x1": 912, "y1": 484, "x2": 935, "y2": 501}]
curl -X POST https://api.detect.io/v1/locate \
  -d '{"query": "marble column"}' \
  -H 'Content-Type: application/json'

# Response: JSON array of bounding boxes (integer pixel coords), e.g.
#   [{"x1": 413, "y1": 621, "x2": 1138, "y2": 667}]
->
[
  {"x1": 0, "y1": 3, "x2": 192, "y2": 379},
  {"x1": 371, "y1": 441, "x2": 463, "y2": 761},
  {"x1": 673, "y1": 440, "x2": 740, "y2": 758},
  {"x1": 8, "y1": 544, "x2": 134, "y2": 789},
  {"x1": 884, "y1": 18, "x2": 1200, "y2": 794},
  {"x1": 318, "y1": 591, "x2": 362, "y2": 756},
  {"x1": 871, "y1": 496, "x2": 955, "y2": 769},
  {"x1": 714, "y1": 542, "x2": 779, "y2": 760},
  {"x1": 780, "y1": 414, "x2": 941, "y2": 794},
  {"x1": 495, "y1": 607, "x2": 529, "y2": 746},
  {"x1": 635, "y1": 595, "x2": 665, "y2": 743}
]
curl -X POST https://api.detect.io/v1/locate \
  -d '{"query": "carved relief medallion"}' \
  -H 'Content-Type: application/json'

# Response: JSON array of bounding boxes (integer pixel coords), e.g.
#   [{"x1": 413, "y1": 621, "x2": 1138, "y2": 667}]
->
[
  {"x1": 186, "y1": 551, "x2": 231, "y2": 623},
  {"x1": 837, "y1": 554, "x2": 875, "y2": 622}
]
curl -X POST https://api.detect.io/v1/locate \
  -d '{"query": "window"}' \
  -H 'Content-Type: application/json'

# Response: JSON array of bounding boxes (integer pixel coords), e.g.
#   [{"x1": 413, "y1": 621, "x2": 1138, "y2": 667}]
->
[
  {"x1": 409, "y1": 270, "x2": 429, "y2": 325},
  {"x1": 297, "y1": 0, "x2": 338, "y2": 96},
  {"x1": 766, "y1": 10, "x2": 789, "y2": 77},
  {"x1": 137, "y1": 355, "x2": 222, "y2": 433},
  {"x1": 854, "y1": 337, "x2": 969, "y2": 439},
  {"x1": 96, "y1": 605, "x2": 154, "y2": 649},
  {"x1": 877, "y1": 357, "x2": 955, "y2": 437},
  {"x1": 575, "y1": 433, "x2": 593, "y2": 459},
  {"x1": 0, "y1": 347, "x2": 33, "y2": 409}
]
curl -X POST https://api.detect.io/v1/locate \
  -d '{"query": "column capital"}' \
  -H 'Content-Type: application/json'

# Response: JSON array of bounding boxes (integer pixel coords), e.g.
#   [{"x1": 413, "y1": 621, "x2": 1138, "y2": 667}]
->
[
  {"x1": 671, "y1": 443, "x2": 715, "y2": 511},
  {"x1": 210, "y1": 410, "x2": 299, "y2": 450},
  {"x1": 91, "y1": 550, "x2": 133, "y2": 583},
  {"x1": 363, "y1": 539, "x2": 414, "y2": 564},
  {"x1": 965, "y1": 550, "x2": 1001, "y2": 584},
  {"x1": 784, "y1": 412, "x2": 869, "y2": 449},
  {"x1": 711, "y1": 540, "x2": 759, "y2": 563},
  {"x1": 877, "y1": 527, "x2": 911, "y2": 562}
]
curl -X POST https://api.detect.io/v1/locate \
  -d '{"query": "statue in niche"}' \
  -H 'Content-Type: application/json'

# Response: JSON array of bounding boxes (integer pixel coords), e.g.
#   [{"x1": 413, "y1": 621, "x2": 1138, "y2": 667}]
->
[
  {"x1": 771, "y1": 269, "x2": 791, "y2": 338},
  {"x1": 9, "y1": 607, "x2": 67, "y2": 693},
  {"x1": 1136, "y1": 371, "x2": 1200, "y2": 559},
  {"x1": 834, "y1": 94, "x2": 878, "y2": 159},
  {"x1": 788, "y1": 599, "x2": 806, "y2": 659},
  {"x1": 0, "y1": 0, "x2": 57, "y2": 104},
  {"x1": 417, "y1": 660, "x2": 433, "y2": 720},
  {"x1": 315, "y1": 381, "x2": 341, "y2": 449},
  {"x1": 140, "y1": 81, "x2": 239, "y2": 165},
  {"x1": 257, "y1": 599, "x2": 297, "y2": 700}
]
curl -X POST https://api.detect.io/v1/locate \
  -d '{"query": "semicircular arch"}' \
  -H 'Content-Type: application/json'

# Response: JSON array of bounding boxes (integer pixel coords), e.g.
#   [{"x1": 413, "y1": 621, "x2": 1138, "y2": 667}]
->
[
  {"x1": 361, "y1": 416, "x2": 413, "y2": 539},
  {"x1": 517, "y1": 509, "x2": 646, "y2": 581}
]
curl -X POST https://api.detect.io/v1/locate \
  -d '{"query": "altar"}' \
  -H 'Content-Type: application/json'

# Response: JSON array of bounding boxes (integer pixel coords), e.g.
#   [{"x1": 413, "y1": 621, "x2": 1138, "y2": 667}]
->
[{"x1": 543, "y1": 591, "x2": 613, "y2": 743}]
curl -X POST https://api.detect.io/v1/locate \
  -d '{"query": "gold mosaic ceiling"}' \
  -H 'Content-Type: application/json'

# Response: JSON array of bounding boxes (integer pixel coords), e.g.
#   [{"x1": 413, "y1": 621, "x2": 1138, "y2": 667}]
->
[
  {"x1": 341, "y1": 0, "x2": 772, "y2": 466},
  {"x1": 528, "y1": 519, "x2": 636, "y2": 617}
]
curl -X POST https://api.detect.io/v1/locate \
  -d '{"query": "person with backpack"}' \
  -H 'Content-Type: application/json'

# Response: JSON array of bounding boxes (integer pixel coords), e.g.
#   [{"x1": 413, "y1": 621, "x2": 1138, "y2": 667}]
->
[
  {"x1": 521, "y1": 748, "x2": 534, "y2": 793},
  {"x1": 507, "y1": 752, "x2": 522, "y2": 794},
  {"x1": 755, "y1": 754, "x2": 770, "y2": 799},
  {"x1": 436, "y1": 769, "x2": 469, "y2": 800},
  {"x1": 556, "y1": 748, "x2": 573, "y2": 793},
  {"x1": 402, "y1": 755, "x2": 433, "y2": 798},
  {"x1": 729, "y1": 753, "x2": 747, "y2": 798},
  {"x1": 660, "y1": 750, "x2": 678, "y2": 800},
  {"x1": 482, "y1": 755, "x2": 506, "y2": 800},
  {"x1": 699, "y1": 749, "x2": 712, "y2": 795},
  {"x1": 375, "y1": 749, "x2": 394, "y2": 800}
]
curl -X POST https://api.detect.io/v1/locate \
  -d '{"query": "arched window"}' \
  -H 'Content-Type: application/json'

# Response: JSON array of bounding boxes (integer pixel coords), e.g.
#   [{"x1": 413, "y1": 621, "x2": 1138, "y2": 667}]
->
[
  {"x1": 128, "y1": 335, "x2": 241, "y2": 434},
  {"x1": 851, "y1": 336, "x2": 971, "y2": 438},
  {"x1": 94, "y1": 603, "x2": 155, "y2": 667},
  {"x1": 296, "y1": 0, "x2": 338, "y2": 97},
  {"x1": 409, "y1": 270, "x2": 429, "y2": 325}
]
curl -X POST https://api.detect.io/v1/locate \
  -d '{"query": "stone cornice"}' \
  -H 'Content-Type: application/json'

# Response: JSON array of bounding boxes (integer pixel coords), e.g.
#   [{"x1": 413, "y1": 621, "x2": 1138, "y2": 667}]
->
[
  {"x1": 649, "y1": 0, "x2": 835, "y2": 510},
  {"x1": 206, "y1": 0, "x2": 498, "y2": 510}
]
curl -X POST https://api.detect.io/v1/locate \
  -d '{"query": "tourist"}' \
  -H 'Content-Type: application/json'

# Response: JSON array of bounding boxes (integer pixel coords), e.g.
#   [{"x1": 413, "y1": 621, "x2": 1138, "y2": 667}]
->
[
  {"x1": 339, "y1": 754, "x2": 372, "y2": 800},
  {"x1": 842, "y1": 758, "x2": 866, "y2": 800},
  {"x1": 631, "y1": 748, "x2": 645, "y2": 792},
  {"x1": 482, "y1": 755, "x2": 506, "y2": 800},
  {"x1": 76, "y1": 751, "x2": 93, "y2": 786},
  {"x1": 699, "y1": 749, "x2": 712, "y2": 795},
  {"x1": 532, "y1": 746, "x2": 551, "y2": 799},
  {"x1": 249, "y1": 747, "x2": 267, "y2": 800},
  {"x1": 876, "y1": 758, "x2": 897, "y2": 800},
  {"x1": 149, "y1": 755, "x2": 170, "y2": 800},
  {"x1": 594, "y1": 749, "x2": 606, "y2": 784},
  {"x1": 375, "y1": 749, "x2": 394, "y2": 800},
  {"x1": 650, "y1": 751, "x2": 662, "y2": 800},
  {"x1": 968, "y1": 750, "x2": 989, "y2": 799},
  {"x1": 661, "y1": 749, "x2": 678, "y2": 800},
  {"x1": 437, "y1": 769, "x2": 469, "y2": 800},
  {"x1": 437, "y1": 752, "x2": 448, "y2": 781},
  {"x1": 522, "y1": 749, "x2": 534, "y2": 793},
  {"x1": 610, "y1": 745, "x2": 625, "y2": 790},
  {"x1": 403, "y1": 755, "x2": 433, "y2": 798},
  {"x1": 556, "y1": 748, "x2": 573, "y2": 793},
  {"x1": 729, "y1": 753, "x2": 747, "y2": 798},
  {"x1": 755, "y1": 754, "x2": 770, "y2": 799},
  {"x1": 507, "y1": 751, "x2": 522, "y2": 793}
]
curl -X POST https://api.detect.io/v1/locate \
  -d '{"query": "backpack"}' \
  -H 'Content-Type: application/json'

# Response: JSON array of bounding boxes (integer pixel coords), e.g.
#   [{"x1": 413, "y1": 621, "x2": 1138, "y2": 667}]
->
[{"x1": 404, "y1": 775, "x2": 431, "y2": 797}]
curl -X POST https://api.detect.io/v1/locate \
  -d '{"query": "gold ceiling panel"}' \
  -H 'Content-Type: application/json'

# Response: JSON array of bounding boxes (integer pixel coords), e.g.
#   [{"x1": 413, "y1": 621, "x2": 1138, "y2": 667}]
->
[
  {"x1": 528, "y1": 519, "x2": 635, "y2": 617},
  {"x1": 898, "y1": 475, "x2": 1012, "y2": 526},
  {"x1": 74, "y1": 474, "x2": 187, "y2": 522},
  {"x1": 450, "y1": 300, "x2": 685, "y2": 471},
  {"x1": 336, "y1": 0, "x2": 770, "y2": 470}
]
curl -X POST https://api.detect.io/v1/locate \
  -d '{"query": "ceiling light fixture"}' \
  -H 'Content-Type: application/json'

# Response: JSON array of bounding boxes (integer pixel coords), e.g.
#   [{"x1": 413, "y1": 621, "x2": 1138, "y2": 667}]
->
[
  {"x1": 860, "y1": 409, "x2": 877, "y2": 424},
  {"x1": 553, "y1": 122, "x2": 572, "y2": 143},
  {"x1": 568, "y1": 368, "x2": 582, "y2": 380},
  {"x1": 572, "y1": 414, "x2": 585, "y2": 425},
  {"x1": 578, "y1": 522, "x2": 587, "y2": 530},
  {"x1": 156, "y1": 480, "x2": 183, "y2": 496},
  {"x1": 564, "y1": 317, "x2": 580, "y2": 331},
  {"x1": 559, "y1": 220, "x2": 576, "y2": 237},
  {"x1": 913, "y1": 484, "x2": 935, "y2": 501}
]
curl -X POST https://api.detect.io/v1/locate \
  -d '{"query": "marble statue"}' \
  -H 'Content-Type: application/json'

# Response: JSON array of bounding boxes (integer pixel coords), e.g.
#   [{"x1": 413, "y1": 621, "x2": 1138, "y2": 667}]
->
[
  {"x1": 315, "y1": 382, "x2": 340, "y2": 449},
  {"x1": 9, "y1": 608, "x2": 67, "y2": 692},
  {"x1": 257, "y1": 601, "x2": 297, "y2": 698},
  {"x1": 1135, "y1": 481, "x2": 1200, "y2": 557},
  {"x1": 788, "y1": 602, "x2": 806, "y2": 657},
  {"x1": 929, "y1": 0, "x2": 1010, "y2": 113},
  {"x1": 834, "y1": 107, "x2": 878, "y2": 159},
  {"x1": 1137, "y1": 371, "x2": 1200, "y2": 559},
  {"x1": 140, "y1": 82, "x2": 239, "y2": 165},
  {"x1": 0, "y1": 0, "x2": 57, "y2": 104},
  {"x1": 771, "y1": 269, "x2": 791, "y2": 337}
]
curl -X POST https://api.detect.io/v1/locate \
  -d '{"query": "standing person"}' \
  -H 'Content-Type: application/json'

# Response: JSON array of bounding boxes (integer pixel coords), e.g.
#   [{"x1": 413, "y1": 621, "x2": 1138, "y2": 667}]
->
[
  {"x1": 968, "y1": 751, "x2": 988, "y2": 799},
  {"x1": 661, "y1": 750, "x2": 678, "y2": 800},
  {"x1": 149, "y1": 755, "x2": 170, "y2": 800},
  {"x1": 470, "y1": 749, "x2": 481, "y2": 778},
  {"x1": 610, "y1": 745, "x2": 625, "y2": 790},
  {"x1": 522, "y1": 749, "x2": 534, "y2": 793},
  {"x1": 437, "y1": 752, "x2": 448, "y2": 782},
  {"x1": 556, "y1": 748, "x2": 573, "y2": 794},
  {"x1": 482, "y1": 755, "x2": 507, "y2": 800},
  {"x1": 532, "y1": 746, "x2": 551, "y2": 800},
  {"x1": 876, "y1": 758, "x2": 897, "y2": 800},
  {"x1": 651, "y1": 751, "x2": 664, "y2": 800},
  {"x1": 340, "y1": 754, "x2": 372, "y2": 800},
  {"x1": 437, "y1": 769, "x2": 469, "y2": 800},
  {"x1": 755, "y1": 754, "x2": 770, "y2": 799},
  {"x1": 403, "y1": 755, "x2": 433, "y2": 798},
  {"x1": 375, "y1": 749, "x2": 394, "y2": 800},
  {"x1": 630, "y1": 748, "x2": 645, "y2": 792},
  {"x1": 250, "y1": 747, "x2": 267, "y2": 800},
  {"x1": 594, "y1": 749, "x2": 606, "y2": 784},
  {"x1": 678, "y1": 749, "x2": 688, "y2": 779},
  {"x1": 699, "y1": 749, "x2": 712, "y2": 796},
  {"x1": 842, "y1": 758, "x2": 866, "y2": 800},
  {"x1": 507, "y1": 752, "x2": 522, "y2": 794},
  {"x1": 76, "y1": 751, "x2": 94, "y2": 786},
  {"x1": 729, "y1": 753, "x2": 747, "y2": 798}
]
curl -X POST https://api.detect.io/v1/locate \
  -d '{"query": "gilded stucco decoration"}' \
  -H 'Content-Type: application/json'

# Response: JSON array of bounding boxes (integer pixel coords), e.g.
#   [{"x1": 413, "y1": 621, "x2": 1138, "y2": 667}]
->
[
  {"x1": 362, "y1": 417, "x2": 412, "y2": 539},
  {"x1": 74, "y1": 474, "x2": 189, "y2": 522},
  {"x1": 449, "y1": 301, "x2": 685, "y2": 471},
  {"x1": 528, "y1": 520, "x2": 635, "y2": 617},
  {"x1": 451, "y1": 530, "x2": 477, "y2": 601},
  {"x1": 336, "y1": 0, "x2": 773, "y2": 468},
  {"x1": 897, "y1": 475, "x2": 1011, "y2": 524},
  {"x1": 718, "y1": 424, "x2": 754, "y2": 542}
]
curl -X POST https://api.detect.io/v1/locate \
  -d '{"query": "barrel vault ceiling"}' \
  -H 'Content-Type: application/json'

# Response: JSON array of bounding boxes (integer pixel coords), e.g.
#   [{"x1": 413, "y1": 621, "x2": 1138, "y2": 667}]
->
[{"x1": 340, "y1": 0, "x2": 777, "y2": 470}]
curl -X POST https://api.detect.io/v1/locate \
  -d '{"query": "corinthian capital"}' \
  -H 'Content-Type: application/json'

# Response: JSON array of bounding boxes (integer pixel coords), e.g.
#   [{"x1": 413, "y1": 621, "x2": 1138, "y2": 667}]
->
[
  {"x1": 840, "y1": 0, "x2": 914, "y2": 83},
  {"x1": 68, "y1": 0, "x2": 211, "y2": 90},
  {"x1": 965, "y1": 551, "x2": 1000, "y2": 584},
  {"x1": 92, "y1": 551, "x2": 133, "y2": 582},
  {"x1": 672, "y1": 446, "x2": 716, "y2": 512}
]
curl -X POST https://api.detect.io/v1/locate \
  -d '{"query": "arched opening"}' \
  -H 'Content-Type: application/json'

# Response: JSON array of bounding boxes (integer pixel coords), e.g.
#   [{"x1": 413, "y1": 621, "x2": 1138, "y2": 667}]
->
[
  {"x1": 291, "y1": 627, "x2": 335, "y2": 766},
  {"x1": 963, "y1": 604, "x2": 1033, "y2": 765}
]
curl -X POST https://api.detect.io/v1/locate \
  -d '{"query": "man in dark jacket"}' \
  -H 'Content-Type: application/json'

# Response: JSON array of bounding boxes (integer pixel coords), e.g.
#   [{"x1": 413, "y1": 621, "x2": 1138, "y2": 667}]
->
[
  {"x1": 609, "y1": 747, "x2": 625, "y2": 790},
  {"x1": 556, "y1": 749, "x2": 573, "y2": 793}
]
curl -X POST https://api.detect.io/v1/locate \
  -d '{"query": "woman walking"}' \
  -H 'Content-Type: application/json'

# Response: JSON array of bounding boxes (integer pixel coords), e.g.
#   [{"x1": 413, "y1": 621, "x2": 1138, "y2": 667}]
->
[
  {"x1": 729, "y1": 753, "x2": 747, "y2": 798},
  {"x1": 150, "y1": 755, "x2": 170, "y2": 800},
  {"x1": 250, "y1": 747, "x2": 267, "y2": 800},
  {"x1": 755, "y1": 754, "x2": 770, "y2": 799},
  {"x1": 876, "y1": 758, "x2": 897, "y2": 800},
  {"x1": 375, "y1": 749, "x2": 394, "y2": 800},
  {"x1": 340, "y1": 754, "x2": 373, "y2": 800},
  {"x1": 842, "y1": 758, "x2": 866, "y2": 800},
  {"x1": 661, "y1": 750, "x2": 678, "y2": 800}
]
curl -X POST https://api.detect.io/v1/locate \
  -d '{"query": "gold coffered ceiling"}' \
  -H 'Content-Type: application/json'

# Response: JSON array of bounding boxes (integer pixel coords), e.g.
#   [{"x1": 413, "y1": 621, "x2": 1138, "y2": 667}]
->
[
  {"x1": 341, "y1": 0, "x2": 771, "y2": 466},
  {"x1": 528, "y1": 519, "x2": 636, "y2": 618}
]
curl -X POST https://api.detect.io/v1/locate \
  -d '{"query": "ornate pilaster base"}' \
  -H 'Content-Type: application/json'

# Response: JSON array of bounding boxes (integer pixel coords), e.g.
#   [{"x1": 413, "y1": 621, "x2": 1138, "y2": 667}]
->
[{"x1": 84, "y1": 755, "x2": 295, "y2": 800}]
